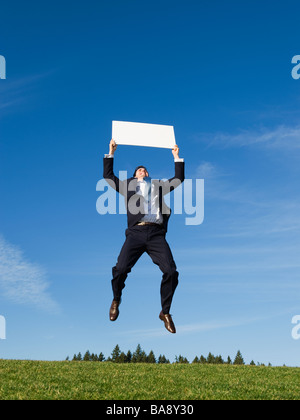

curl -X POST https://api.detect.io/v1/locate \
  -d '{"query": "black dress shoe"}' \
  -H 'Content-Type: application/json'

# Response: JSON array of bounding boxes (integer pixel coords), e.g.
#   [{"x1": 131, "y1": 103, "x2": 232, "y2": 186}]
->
[
  {"x1": 109, "y1": 300, "x2": 120, "y2": 321},
  {"x1": 159, "y1": 311, "x2": 176, "y2": 334}
]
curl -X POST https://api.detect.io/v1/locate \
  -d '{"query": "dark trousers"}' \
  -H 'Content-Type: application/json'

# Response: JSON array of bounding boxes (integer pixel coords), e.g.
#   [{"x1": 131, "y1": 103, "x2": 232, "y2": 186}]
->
[{"x1": 111, "y1": 225, "x2": 179, "y2": 314}]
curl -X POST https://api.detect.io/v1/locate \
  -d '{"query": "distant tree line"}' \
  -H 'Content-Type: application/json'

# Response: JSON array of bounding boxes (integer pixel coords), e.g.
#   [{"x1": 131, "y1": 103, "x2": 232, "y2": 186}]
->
[{"x1": 66, "y1": 345, "x2": 269, "y2": 366}]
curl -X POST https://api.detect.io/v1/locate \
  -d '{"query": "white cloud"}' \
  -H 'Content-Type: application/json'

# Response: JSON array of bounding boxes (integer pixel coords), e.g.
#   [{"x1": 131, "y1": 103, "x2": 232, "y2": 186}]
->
[
  {"x1": 118, "y1": 315, "x2": 272, "y2": 339},
  {"x1": 203, "y1": 125, "x2": 300, "y2": 151},
  {"x1": 0, "y1": 71, "x2": 54, "y2": 116},
  {"x1": 196, "y1": 161, "x2": 218, "y2": 179},
  {"x1": 0, "y1": 235, "x2": 59, "y2": 313}
]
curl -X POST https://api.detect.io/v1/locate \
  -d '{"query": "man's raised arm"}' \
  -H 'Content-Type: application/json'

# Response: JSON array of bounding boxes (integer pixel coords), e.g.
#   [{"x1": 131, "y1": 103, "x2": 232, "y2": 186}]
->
[
  {"x1": 170, "y1": 144, "x2": 185, "y2": 185},
  {"x1": 156, "y1": 145, "x2": 185, "y2": 196},
  {"x1": 103, "y1": 139, "x2": 125, "y2": 194}
]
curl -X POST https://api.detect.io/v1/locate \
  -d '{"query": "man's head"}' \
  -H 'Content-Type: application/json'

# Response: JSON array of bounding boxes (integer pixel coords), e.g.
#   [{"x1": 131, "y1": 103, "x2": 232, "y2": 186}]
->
[{"x1": 133, "y1": 165, "x2": 149, "y2": 179}]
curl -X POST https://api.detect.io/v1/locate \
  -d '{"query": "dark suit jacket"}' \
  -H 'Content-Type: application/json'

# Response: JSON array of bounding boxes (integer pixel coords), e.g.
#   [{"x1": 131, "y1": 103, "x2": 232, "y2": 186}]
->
[{"x1": 103, "y1": 157, "x2": 185, "y2": 232}]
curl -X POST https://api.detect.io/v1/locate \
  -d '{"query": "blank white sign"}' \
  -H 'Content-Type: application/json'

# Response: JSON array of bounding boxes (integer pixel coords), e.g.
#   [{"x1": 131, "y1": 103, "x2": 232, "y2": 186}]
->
[{"x1": 112, "y1": 121, "x2": 176, "y2": 149}]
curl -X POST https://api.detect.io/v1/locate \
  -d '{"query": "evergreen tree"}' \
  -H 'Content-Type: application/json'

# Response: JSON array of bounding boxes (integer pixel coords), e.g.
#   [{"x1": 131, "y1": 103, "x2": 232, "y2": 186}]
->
[
  {"x1": 175, "y1": 355, "x2": 189, "y2": 364},
  {"x1": 98, "y1": 352, "x2": 105, "y2": 362},
  {"x1": 227, "y1": 356, "x2": 232, "y2": 365},
  {"x1": 147, "y1": 350, "x2": 156, "y2": 363},
  {"x1": 199, "y1": 355, "x2": 206, "y2": 364},
  {"x1": 233, "y1": 350, "x2": 245, "y2": 365},
  {"x1": 158, "y1": 354, "x2": 164, "y2": 363},
  {"x1": 192, "y1": 356, "x2": 199, "y2": 363},
  {"x1": 140, "y1": 349, "x2": 148, "y2": 363},
  {"x1": 250, "y1": 360, "x2": 256, "y2": 366},
  {"x1": 132, "y1": 344, "x2": 144, "y2": 363},
  {"x1": 158, "y1": 354, "x2": 170, "y2": 364},
  {"x1": 111, "y1": 345, "x2": 121, "y2": 362},
  {"x1": 215, "y1": 355, "x2": 224, "y2": 364},
  {"x1": 77, "y1": 352, "x2": 82, "y2": 361},
  {"x1": 91, "y1": 353, "x2": 98, "y2": 362},
  {"x1": 206, "y1": 352, "x2": 215, "y2": 364},
  {"x1": 125, "y1": 350, "x2": 132, "y2": 363},
  {"x1": 119, "y1": 352, "x2": 127, "y2": 363},
  {"x1": 83, "y1": 350, "x2": 91, "y2": 361}
]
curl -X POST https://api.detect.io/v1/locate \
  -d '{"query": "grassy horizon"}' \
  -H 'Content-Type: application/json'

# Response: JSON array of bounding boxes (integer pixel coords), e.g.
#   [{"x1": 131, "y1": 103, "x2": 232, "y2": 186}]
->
[{"x1": 0, "y1": 359, "x2": 300, "y2": 400}]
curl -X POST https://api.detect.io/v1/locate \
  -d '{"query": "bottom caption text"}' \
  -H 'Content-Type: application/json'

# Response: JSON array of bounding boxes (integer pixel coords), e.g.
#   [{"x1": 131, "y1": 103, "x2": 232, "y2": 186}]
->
[{"x1": 105, "y1": 403, "x2": 195, "y2": 417}]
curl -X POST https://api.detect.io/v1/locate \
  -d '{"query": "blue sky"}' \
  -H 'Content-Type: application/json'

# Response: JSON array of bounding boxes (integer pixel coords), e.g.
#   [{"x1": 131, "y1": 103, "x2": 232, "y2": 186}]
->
[{"x1": 1, "y1": 0, "x2": 300, "y2": 366}]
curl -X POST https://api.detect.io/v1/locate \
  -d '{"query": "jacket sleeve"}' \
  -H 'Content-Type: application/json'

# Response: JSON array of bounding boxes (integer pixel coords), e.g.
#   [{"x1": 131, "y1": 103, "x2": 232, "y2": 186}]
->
[
  {"x1": 160, "y1": 161, "x2": 185, "y2": 196},
  {"x1": 103, "y1": 157, "x2": 126, "y2": 195}
]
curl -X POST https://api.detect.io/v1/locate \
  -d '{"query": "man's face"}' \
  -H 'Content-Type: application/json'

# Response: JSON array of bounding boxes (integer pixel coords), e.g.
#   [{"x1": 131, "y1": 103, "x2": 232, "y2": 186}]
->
[{"x1": 135, "y1": 167, "x2": 149, "y2": 179}]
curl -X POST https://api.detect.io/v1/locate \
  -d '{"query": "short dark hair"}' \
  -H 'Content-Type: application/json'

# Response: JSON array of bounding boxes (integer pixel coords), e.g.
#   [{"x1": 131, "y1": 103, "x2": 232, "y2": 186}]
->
[{"x1": 133, "y1": 166, "x2": 148, "y2": 177}]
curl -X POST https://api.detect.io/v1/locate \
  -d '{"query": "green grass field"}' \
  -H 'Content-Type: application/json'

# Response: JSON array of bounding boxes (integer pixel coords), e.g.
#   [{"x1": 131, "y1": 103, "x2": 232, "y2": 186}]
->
[{"x1": 0, "y1": 360, "x2": 299, "y2": 400}]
